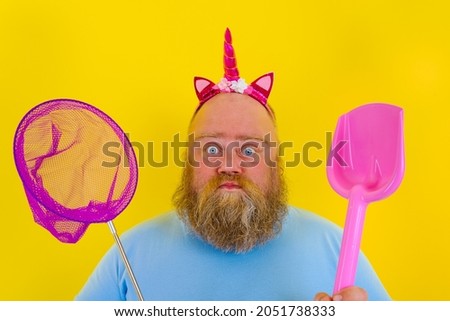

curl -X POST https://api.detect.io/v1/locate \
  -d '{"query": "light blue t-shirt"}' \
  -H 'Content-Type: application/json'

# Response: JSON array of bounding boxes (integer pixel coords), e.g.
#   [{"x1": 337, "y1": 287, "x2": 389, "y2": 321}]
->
[{"x1": 75, "y1": 206, "x2": 390, "y2": 300}]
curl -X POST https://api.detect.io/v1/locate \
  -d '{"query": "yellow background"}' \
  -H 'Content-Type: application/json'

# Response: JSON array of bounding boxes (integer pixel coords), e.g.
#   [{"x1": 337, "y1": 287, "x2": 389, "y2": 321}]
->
[{"x1": 1, "y1": 0, "x2": 449, "y2": 300}]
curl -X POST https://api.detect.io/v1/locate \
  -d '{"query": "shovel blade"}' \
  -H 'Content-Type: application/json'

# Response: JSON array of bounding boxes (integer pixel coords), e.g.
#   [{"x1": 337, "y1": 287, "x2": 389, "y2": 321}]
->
[{"x1": 327, "y1": 103, "x2": 405, "y2": 202}]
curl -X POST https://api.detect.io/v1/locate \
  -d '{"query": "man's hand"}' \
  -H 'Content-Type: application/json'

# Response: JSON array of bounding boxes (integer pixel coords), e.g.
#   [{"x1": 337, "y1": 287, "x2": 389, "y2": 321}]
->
[{"x1": 314, "y1": 286, "x2": 368, "y2": 301}]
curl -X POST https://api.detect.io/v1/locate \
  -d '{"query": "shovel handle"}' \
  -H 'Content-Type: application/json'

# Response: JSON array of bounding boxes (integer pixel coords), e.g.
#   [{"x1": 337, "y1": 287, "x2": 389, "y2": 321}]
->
[{"x1": 333, "y1": 185, "x2": 368, "y2": 294}]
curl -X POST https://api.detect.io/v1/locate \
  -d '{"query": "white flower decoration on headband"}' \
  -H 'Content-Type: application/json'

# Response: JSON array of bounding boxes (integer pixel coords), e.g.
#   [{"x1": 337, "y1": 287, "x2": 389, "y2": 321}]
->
[{"x1": 217, "y1": 78, "x2": 248, "y2": 94}]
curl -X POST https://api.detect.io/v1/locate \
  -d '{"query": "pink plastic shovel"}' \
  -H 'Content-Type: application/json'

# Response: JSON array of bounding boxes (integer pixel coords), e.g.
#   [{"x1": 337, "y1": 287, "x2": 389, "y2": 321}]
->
[{"x1": 327, "y1": 103, "x2": 405, "y2": 294}]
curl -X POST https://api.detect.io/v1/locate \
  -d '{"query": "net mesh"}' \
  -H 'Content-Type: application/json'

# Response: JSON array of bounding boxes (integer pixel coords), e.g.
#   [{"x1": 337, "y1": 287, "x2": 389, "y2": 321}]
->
[{"x1": 13, "y1": 99, "x2": 138, "y2": 243}]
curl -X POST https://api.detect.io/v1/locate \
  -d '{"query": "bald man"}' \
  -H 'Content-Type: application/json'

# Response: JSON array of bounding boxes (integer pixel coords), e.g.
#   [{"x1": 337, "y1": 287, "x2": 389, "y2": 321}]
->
[{"x1": 76, "y1": 93, "x2": 389, "y2": 301}]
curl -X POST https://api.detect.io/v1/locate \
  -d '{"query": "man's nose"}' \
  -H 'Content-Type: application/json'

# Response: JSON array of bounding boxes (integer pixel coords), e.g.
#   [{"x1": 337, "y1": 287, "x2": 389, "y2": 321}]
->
[{"x1": 218, "y1": 146, "x2": 242, "y2": 175}]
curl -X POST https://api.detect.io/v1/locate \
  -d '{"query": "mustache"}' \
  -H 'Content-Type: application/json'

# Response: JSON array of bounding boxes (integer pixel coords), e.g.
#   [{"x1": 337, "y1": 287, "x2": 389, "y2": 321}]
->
[{"x1": 203, "y1": 173, "x2": 249, "y2": 188}]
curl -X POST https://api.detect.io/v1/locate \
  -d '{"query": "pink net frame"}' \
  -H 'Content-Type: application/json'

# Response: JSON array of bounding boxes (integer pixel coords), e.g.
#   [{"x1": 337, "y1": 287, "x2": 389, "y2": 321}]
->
[{"x1": 13, "y1": 99, "x2": 138, "y2": 243}]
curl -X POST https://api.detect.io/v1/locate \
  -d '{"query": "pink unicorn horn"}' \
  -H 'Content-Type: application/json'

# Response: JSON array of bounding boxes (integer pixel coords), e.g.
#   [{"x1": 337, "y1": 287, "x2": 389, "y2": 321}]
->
[{"x1": 223, "y1": 28, "x2": 240, "y2": 81}]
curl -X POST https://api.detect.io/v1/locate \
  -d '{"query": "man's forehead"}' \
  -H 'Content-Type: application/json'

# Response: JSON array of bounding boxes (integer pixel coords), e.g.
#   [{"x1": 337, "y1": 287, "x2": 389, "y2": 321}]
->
[
  {"x1": 192, "y1": 131, "x2": 274, "y2": 142},
  {"x1": 189, "y1": 94, "x2": 277, "y2": 139}
]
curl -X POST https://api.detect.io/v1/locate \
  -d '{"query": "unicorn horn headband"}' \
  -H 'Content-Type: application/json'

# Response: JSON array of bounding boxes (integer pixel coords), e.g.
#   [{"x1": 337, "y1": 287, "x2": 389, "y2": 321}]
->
[{"x1": 194, "y1": 28, "x2": 274, "y2": 115}]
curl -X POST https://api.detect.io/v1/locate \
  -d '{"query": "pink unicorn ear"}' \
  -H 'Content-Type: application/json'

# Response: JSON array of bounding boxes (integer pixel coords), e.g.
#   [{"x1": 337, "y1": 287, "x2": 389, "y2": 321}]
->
[
  {"x1": 194, "y1": 77, "x2": 216, "y2": 101},
  {"x1": 250, "y1": 72, "x2": 274, "y2": 101}
]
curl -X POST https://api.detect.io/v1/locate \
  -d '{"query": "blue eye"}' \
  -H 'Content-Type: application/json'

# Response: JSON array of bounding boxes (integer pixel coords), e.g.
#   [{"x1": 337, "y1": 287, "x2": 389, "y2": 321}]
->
[
  {"x1": 242, "y1": 146, "x2": 256, "y2": 156},
  {"x1": 206, "y1": 145, "x2": 220, "y2": 155}
]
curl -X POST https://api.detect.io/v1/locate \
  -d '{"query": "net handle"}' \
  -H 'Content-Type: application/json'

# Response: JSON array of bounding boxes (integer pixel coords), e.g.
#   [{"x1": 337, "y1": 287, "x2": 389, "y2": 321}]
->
[{"x1": 107, "y1": 221, "x2": 144, "y2": 301}]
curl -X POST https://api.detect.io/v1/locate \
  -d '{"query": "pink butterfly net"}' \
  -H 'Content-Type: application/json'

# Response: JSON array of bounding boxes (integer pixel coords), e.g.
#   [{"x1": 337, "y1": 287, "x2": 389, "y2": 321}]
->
[{"x1": 13, "y1": 99, "x2": 143, "y2": 299}]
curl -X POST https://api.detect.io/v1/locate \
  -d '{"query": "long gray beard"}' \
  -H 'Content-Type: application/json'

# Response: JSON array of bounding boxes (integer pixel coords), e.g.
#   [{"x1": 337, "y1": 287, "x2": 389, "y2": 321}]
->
[{"x1": 173, "y1": 169, "x2": 288, "y2": 253}]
